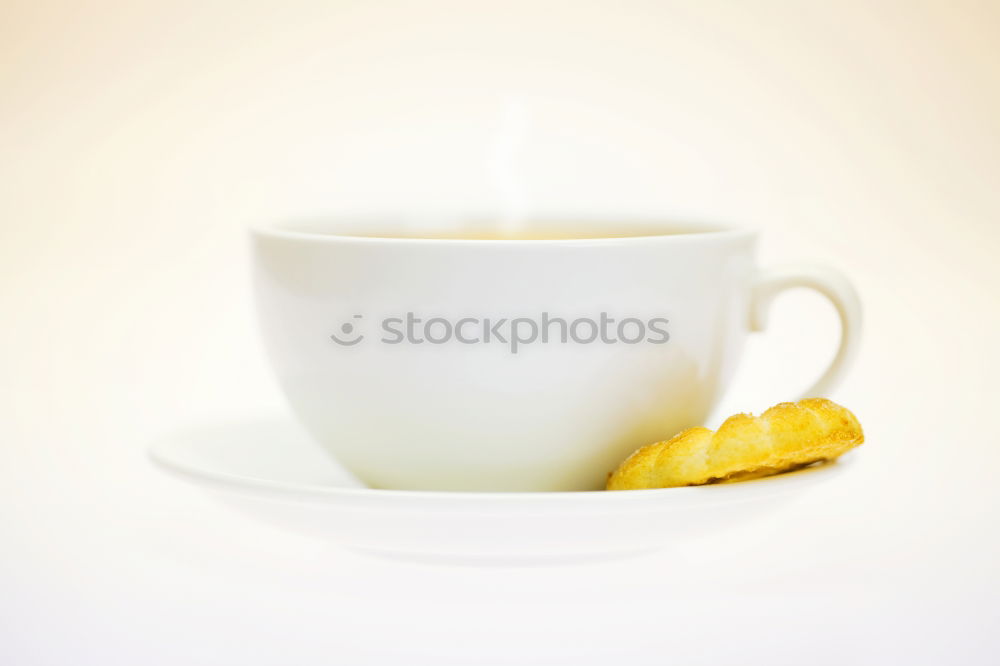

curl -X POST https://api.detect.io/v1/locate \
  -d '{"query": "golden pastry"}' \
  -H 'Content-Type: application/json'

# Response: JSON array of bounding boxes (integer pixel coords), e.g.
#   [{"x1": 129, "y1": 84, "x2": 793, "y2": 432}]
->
[{"x1": 606, "y1": 398, "x2": 863, "y2": 490}]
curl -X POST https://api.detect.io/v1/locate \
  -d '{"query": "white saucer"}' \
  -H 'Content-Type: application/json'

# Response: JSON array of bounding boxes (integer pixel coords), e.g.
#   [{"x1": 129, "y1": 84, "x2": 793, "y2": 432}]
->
[{"x1": 149, "y1": 418, "x2": 850, "y2": 564}]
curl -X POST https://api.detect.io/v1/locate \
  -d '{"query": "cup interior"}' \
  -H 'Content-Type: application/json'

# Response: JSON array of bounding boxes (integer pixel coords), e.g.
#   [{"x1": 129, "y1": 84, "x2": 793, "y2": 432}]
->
[{"x1": 255, "y1": 216, "x2": 746, "y2": 242}]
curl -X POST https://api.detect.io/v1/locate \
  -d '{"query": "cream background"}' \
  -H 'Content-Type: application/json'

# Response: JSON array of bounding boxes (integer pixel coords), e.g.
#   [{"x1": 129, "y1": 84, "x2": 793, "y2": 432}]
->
[{"x1": 2, "y1": 1, "x2": 999, "y2": 664}]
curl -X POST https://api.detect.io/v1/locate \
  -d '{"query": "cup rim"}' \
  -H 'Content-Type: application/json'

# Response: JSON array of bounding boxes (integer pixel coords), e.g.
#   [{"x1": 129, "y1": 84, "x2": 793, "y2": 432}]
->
[{"x1": 249, "y1": 215, "x2": 758, "y2": 245}]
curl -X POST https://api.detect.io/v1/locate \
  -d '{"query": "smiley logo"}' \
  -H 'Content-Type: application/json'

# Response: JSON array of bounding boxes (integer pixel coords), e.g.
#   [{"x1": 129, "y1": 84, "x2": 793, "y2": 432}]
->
[{"x1": 330, "y1": 315, "x2": 364, "y2": 346}]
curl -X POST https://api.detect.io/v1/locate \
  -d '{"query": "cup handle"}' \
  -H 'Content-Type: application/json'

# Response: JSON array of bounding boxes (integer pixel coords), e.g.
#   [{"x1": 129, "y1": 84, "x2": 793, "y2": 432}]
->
[{"x1": 749, "y1": 264, "x2": 862, "y2": 398}]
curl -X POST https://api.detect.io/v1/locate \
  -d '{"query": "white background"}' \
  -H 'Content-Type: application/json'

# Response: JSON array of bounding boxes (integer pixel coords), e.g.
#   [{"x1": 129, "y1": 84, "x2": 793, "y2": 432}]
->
[{"x1": 2, "y1": 1, "x2": 999, "y2": 663}]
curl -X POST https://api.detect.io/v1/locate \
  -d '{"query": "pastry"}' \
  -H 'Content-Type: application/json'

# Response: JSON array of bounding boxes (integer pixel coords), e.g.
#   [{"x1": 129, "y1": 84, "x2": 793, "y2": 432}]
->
[{"x1": 606, "y1": 398, "x2": 863, "y2": 490}]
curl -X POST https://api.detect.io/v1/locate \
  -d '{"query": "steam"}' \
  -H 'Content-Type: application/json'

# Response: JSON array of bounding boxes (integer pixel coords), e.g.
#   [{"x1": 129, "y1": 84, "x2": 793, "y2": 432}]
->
[{"x1": 488, "y1": 96, "x2": 529, "y2": 235}]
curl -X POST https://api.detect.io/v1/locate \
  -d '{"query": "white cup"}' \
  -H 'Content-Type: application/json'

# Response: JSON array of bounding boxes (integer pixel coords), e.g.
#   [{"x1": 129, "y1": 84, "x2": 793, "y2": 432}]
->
[{"x1": 251, "y1": 218, "x2": 860, "y2": 491}]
